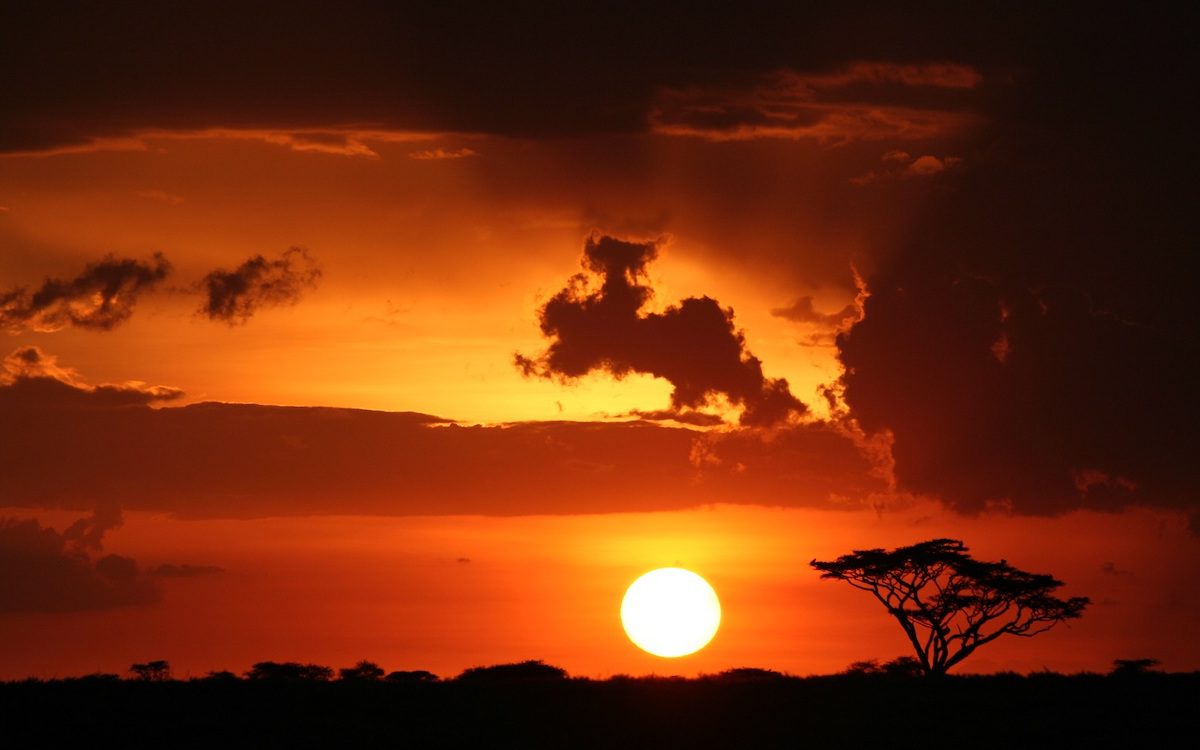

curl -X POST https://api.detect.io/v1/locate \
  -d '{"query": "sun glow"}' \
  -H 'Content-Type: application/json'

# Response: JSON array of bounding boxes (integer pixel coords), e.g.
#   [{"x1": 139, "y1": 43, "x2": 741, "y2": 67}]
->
[{"x1": 620, "y1": 567, "x2": 722, "y2": 658}]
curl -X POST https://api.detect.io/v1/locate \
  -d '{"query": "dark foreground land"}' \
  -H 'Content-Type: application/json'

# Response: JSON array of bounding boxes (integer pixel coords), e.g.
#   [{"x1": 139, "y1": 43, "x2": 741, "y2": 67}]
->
[{"x1": 4, "y1": 671, "x2": 1197, "y2": 749}]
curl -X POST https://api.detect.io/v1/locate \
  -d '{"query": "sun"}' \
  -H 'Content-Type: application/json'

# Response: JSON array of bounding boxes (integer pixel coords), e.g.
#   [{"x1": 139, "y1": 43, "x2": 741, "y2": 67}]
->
[{"x1": 620, "y1": 567, "x2": 721, "y2": 658}]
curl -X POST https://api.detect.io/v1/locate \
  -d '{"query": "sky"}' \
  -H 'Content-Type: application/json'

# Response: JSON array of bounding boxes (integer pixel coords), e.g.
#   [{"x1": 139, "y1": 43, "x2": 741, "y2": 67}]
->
[{"x1": 1, "y1": 3, "x2": 1197, "y2": 679}]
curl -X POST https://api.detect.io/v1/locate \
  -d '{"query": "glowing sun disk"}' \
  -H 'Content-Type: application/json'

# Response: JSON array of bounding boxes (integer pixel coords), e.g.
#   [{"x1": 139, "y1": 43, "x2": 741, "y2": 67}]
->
[{"x1": 620, "y1": 567, "x2": 721, "y2": 658}]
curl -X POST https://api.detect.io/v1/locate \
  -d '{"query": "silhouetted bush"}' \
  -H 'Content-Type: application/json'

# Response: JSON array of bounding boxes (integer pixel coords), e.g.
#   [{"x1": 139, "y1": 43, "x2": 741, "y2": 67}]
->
[
  {"x1": 707, "y1": 667, "x2": 787, "y2": 683},
  {"x1": 843, "y1": 659, "x2": 883, "y2": 675},
  {"x1": 840, "y1": 657, "x2": 934, "y2": 678},
  {"x1": 245, "y1": 661, "x2": 333, "y2": 681},
  {"x1": 338, "y1": 660, "x2": 385, "y2": 681},
  {"x1": 881, "y1": 656, "x2": 924, "y2": 677},
  {"x1": 455, "y1": 660, "x2": 567, "y2": 683},
  {"x1": 1110, "y1": 658, "x2": 1163, "y2": 677},
  {"x1": 70, "y1": 673, "x2": 121, "y2": 684},
  {"x1": 385, "y1": 669, "x2": 438, "y2": 683}
]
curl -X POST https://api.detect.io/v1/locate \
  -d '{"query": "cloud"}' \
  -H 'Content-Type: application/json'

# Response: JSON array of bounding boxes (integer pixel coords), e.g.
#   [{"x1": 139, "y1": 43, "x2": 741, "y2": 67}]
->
[
  {"x1": 836, "y1": 50, "x2": 1198, "y2": 518},
  {"x1": 151, "y1": 563, "x2": 224, "y2": 577},
  {"x1": 260, "y1": 131, "x2": 380, "y2": 158},
  {"x1": 0, "y1": 128, "x2": 437, "y2": 159},
  {"x1": 1, "y1": 346, "x2": 183, "y2": 407},
  {"x1": 0, "y1": 3, "x2": 1009, "y2": 154},
  {"x1": 0, "y1": 357, "x2": 884, "y2": 517},
  {"x1": 626, "y1": 409, "x2": 727, "y2": 427},
  {"x1": 822, "y1": 10, "x2": 1195, "y2": 519},
  {"x1": 904, "y1": 154, "x2": 957, "y2": 177},
  {"x1": 1100, "y1": 561, "x2": 1132, "y2": 577},
  {"x1": 134, "y1": 189, "x2": 185, "y2": 205},
  {"x1": 804, "y1": 61, "x2": 983, "y2": 90},
  {"x1": 0, "y1": 5, "x2": 1186, "y2": 158},
  {"x1": 0, "y1": 252, "x2": 171, "y2": 332},
  {"x1": 771, "y1": 296, "x2": 857, "y2": 327},
  {"x1": 408, "y1": 147, "x2": 477, "y2": 160},
  {"x1": 197, "y1": 248, "x2": 322, "y2": 324},
  {"x1": 0, "y1": 509, "x2": 159, "y2": 613},
  {"x1": 850, "y1": 151, "x2": 961, "y2": 185},
  {"x1": 516, "y1": 235, "x2": 806, "y2": 427},
  {"x1": 839, "y1": 271, "x2": 1198, "y2": 514},
  {"x1": 651, "y1": 63, "x2": 981, "y2": 144}
]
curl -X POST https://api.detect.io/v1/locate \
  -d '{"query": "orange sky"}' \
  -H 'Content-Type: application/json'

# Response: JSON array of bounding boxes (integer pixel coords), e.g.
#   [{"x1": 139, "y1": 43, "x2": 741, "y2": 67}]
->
[
  {"x1": 2, "y1": 6, "x2": 1197, "y2": 681},
  {"x1": 2, "y1": 503, "x2": 1193, "y2": 681},
  {"x1": 1, "y1": 131, "x2": 908, "y2": 421}
]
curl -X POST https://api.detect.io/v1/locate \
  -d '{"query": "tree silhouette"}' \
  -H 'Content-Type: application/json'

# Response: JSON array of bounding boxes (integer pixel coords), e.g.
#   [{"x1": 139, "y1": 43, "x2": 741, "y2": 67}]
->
[
  {"x1": 1110, "y1": 658, "x2": 1162, "y2": 676},
  {"x1": 811, "y1": 539, "x2": 1089, "y2": 676},
  {"x1": 338, "y1": 660, "x2": 385, "y2": 681},
  {"x1": 129, "y1": 660, "x2": 171, "y2": 681},
  {"x1": 245, "y1": 661, "x2": 333, "y2": 681}
]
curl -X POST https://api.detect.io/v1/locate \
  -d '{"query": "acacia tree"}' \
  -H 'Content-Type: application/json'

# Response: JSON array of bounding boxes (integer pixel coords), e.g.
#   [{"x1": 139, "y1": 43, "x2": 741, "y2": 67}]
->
[
  {"x1": 129, "y1": 660, "x2": 171, "y2": 681},
  {"x1": 811, "y1": 539, "x2": 1089, "y2": 676}
]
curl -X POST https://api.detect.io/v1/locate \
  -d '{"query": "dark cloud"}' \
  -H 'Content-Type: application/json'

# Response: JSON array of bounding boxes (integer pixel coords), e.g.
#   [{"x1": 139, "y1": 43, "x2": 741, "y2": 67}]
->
[
  {"x1": 260, "y1": 131, "x2": 381, "y2": 157},
  {"x1": 1, "y1": 346, "x2": 183, "y2": 408},
  {"x1": 1, "y1": 4, "x2": 1171, "y2": 153},
  {"x1": 151, "y1": 563, "x2": 225, "y2": 577},
  {"x1": 849, "y1": 151, "x2": 962, "y2": 186},
  {"x1": 516, "y1": 235, "x2": 806, "y2": 427},
  {"x1": 626, "y1": 409, "x2": 727, "y2": 427},
  {"x1": 840, "y1": 271, "x2": 1197, "y2": 515},
  {"x1": 771, "y1": 296, "x2": 857, "y2": 327},
  {"x1": 0, "y1": 354, "x2": 883, "y2": 517},
  {"x1": 835, "y1": 15, "x2": 1197, "y2": 516},
  {"x1": 1100, "y1": 562, "x2": 1132, "y2": 577},
  {"x1": 62, "y1": 503, "x2": 123, "y2": 553},
  {"x1": 651, "y1": 64, "x2": 981, "y2": 143},
  {"x1": 0, "y1": 509, "x2": 159, "y2": 613},
  {"x1": 197, "y1": 248, "x2": 322, "y2": 324},
  {"x1": 0, "y1": 253, "x2": 170, "y2": 332},
  {"x1": 408, "y1": 147, "x2": 477, "y2": 160}
]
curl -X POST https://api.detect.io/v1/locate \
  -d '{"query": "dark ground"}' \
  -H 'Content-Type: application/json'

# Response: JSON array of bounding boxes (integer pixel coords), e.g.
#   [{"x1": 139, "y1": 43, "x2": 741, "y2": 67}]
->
[{"x1": 3, "y1": 671, "x2": 1197, "y2": 749}]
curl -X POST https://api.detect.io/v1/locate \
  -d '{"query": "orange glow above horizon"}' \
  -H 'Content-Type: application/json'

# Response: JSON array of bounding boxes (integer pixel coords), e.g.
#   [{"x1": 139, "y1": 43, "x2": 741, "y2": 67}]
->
[{"x1": 0, "y1": 503, "x2": 1195, "y2": 680}]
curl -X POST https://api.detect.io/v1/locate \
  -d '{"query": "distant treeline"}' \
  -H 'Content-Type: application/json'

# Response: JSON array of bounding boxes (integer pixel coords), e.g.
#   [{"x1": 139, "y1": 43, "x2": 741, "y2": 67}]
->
[
  {"x1": 15, "y1": 656, "x2": 1186, "y2": 684},
  {"x1": 3, "y1": 659, "x2": 1197, "y2": 748}
]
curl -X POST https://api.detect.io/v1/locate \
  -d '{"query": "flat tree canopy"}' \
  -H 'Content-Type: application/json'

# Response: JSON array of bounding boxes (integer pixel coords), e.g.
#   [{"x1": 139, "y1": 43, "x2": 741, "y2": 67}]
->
[{"x1": 811, "y1": 539, "x2": 1089, "y2": 675}]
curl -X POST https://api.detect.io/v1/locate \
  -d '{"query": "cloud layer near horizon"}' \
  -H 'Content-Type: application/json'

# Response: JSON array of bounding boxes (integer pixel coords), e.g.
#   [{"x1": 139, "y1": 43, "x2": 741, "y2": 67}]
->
[
  {"x1": 0, "y1": 508, "x2": 159, "y2": 613},
  {"x1": 0, "y1": 349, "x2": 881, "y2": 518}
]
